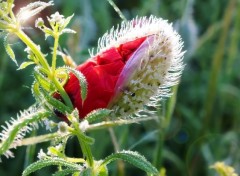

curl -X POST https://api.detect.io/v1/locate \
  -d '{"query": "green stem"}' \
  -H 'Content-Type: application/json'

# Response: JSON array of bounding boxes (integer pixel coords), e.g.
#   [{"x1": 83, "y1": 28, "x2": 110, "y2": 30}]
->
[
  {"x1": 72, "y1": 121, "x2": 94, "y2": 167},
  {"x1": 202, "y1": 0, "x2": 236, "y2": 133},
  {"x1": 15, "y1": 29, "x2": 73, "y2": 109},
  {"x1": 52, "y1": 77, "x2": 73, "y2": 109},
  {"x1": 18, "y1": 133, "x2": 60, "y2": 147},
  {"x1": 87, "y1": 116, "x2": 156, "y2": 131},
  {"x1": 107, "y1": 0, "x2": 127, "y2": 21},
  {"x1": 52, "y1": 32, "x2": 59, "y2": 73},
  {"x1": 15, "y1": 29, "x2": 50, "y2": 70},
  {"x1": 154, "y1": 85, "x2": 178, "y2": 168},
  {"x1": 12, "y1": 117, "x2": 156, "y2": 148},
  {"x1": 0, "y1": 9, "x2": 12, "y2": 22},
  {"x1": 50, "y1": 31, "x2": 73, "y2": 108}
]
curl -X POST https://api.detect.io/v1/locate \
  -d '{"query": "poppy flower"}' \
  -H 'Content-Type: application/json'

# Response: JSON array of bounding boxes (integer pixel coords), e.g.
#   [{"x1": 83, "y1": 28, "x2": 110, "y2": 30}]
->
[{"x1": 55, "y1": 16, "x2": 184, "y2": 119}]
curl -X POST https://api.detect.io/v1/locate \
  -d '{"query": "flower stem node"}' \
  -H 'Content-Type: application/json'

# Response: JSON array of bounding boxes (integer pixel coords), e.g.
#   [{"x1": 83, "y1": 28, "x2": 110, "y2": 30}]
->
[{"x1": 79, "y1": 120, "x2": 89, "y2": 132}]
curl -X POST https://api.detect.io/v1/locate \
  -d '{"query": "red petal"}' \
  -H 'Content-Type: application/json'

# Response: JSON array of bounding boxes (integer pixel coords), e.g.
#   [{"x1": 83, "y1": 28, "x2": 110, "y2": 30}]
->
[{"x1": 59, "y1": 37, "x2": 146, "y2": 118}]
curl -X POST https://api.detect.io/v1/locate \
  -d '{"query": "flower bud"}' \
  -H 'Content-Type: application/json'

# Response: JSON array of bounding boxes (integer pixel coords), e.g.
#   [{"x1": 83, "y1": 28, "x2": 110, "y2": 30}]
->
[{"x1": 55, "y1": 16, "x2": 184, "y2": 119}]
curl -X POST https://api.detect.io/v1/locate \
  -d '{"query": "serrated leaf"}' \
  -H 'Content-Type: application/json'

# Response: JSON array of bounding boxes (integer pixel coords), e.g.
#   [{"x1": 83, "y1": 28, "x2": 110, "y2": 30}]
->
[
  {"x1": 18, "y1": 61, "x2": 35, "y2": 70},
  {"x1": 85, "y1": 109, "x2": 111, "y2": 123},
  {"x1": 101, "y1": 150, "x2": 158, "y2": 175},
  {"x1": 17, "y1": 1, "x2": 53, "y2": 23},
  {"x1": 4, "y1": 36, "x2": 17, "y2": 66},
  {"x1": 64, "y1": 67, "x2": 87, "y2": 103},
  {"x1": 22, "y1": 157, "x2": 82, "y2": 176}
]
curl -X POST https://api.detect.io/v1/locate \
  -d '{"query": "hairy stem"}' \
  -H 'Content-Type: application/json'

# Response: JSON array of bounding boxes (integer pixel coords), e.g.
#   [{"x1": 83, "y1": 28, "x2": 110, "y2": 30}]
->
[
  {"x1": 87, "y1": 116, "x2": 157, "y2": 131},
  {"x1": 52, "y1": 31, "x2": 59, "y2": 73},
  {"x1": 13, "y1": 117, "x2": 156, "y2": 149},
  {"x1": 15, "y1": 30, "x2": 50, "y2": 70},
  {"x1": 72, "y1": 121, "x2": 94, "y2": 167}
]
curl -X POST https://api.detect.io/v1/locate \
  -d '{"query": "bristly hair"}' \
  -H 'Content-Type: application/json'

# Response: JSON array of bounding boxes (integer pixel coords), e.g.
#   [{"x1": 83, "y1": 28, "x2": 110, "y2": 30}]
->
[{"x1": 94, "y1": 15, "x2": 185, "y2": 118}]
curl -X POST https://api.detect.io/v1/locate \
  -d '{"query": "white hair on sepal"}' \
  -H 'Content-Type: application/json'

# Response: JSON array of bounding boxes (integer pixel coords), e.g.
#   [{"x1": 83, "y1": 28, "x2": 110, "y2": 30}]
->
[{"x1": 89, "y1": 15, "x2": 185, "y2": 118}]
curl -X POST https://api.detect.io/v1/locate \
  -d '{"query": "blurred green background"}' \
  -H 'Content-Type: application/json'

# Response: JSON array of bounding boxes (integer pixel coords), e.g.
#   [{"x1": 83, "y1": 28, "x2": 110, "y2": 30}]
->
[{"x1": 0, "y1": 0, "x2": 240, "y2": 175}]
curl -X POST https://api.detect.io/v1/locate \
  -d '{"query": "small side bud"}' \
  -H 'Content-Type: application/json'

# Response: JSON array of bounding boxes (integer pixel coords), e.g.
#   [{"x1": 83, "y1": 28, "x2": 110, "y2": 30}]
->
[
  {"x1": 37, "y1": 149, "x2": 47, "y2": 160},
  {"x1": 35, "y1": 18, "x2": 44, "y2": 28},
  {"x1": 57, "y1": 121, "x2": 68, "y2": 134}
]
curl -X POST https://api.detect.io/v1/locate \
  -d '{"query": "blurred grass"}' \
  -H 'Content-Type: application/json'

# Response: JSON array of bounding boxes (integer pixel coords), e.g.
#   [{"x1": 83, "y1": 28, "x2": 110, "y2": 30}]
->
[{"x1": 0, "y1": 0, "x2": 240, "y2": 175}]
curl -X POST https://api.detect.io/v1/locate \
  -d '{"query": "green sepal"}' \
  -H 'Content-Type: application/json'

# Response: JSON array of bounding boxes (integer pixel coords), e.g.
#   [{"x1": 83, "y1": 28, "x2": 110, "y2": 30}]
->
[
  {"x1": 4, "y1": 35, "x2": 17, "y2": 66},
  {"x1": 101, "y1": 150, "x2": 158, "y2": 175},
  {"x1": 18, "y1": 61, "x2": 35, "y2": 70},
  {"x1": 61, "y1": 14, "x2": 74, "y2": 31},
  {"x1": 86, "y1": 109, "x2": 111, "y2": 124},
  {"x1": 64, "y1": 67, "x2": 87, "y2": 103},
  {"x1": 22, "y1": 157, "x2": 82, "y2": 176}
]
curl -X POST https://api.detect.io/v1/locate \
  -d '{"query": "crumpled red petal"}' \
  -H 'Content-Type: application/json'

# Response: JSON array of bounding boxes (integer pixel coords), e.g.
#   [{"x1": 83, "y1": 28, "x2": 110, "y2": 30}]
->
[{"x1": 55, "y1": 37, "x2": 146, "y2": 118}]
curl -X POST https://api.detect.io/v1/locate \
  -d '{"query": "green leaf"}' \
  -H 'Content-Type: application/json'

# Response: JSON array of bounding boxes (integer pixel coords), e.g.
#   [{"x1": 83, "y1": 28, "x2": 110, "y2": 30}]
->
[
  {"x1": 64, "y1": 67, "x2": 88, "y2": 103},
  {"x1": 79, "y1": 168, "x2": 93, "y2": 176},
  {"x1": 0, "y1": 20, "x2": 9, "y2": 30},
  {"x1": 0, "y1": 109, "x2": 51, "y2": 157},
  {"x1": 52, "y1": 168, "x2": 79, "y2": 176},
  {"x1": 101, "y1": 150, "x2": 158, "y2": 175},
  {"x1": 22, "y1": 157, "x2": 82, "y2": 176},
  {"x1": 4, "y1": 35, "x2": 17, "y2": 66},
  {"x1": 18, "y1": 61, "x2": 35, "y2": 70},
  {"x1": 31, "y1": 81, "x2": 42, "y2": 101},
  {"x1": 85, "y1": 109, "x2": 111, "y2": 123},
  {"x1": 62, "y1": 14, "x2": 74, "y2": 30},
  {"x1": 39, "y1": 87, "x2": 72, "y2": 114},
  {"x1": 34, "y1": 69, "x2": 51, "y2": 91},
  {"x1": 43, "y1": 27, "x2": 54, "y2": 39}
]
